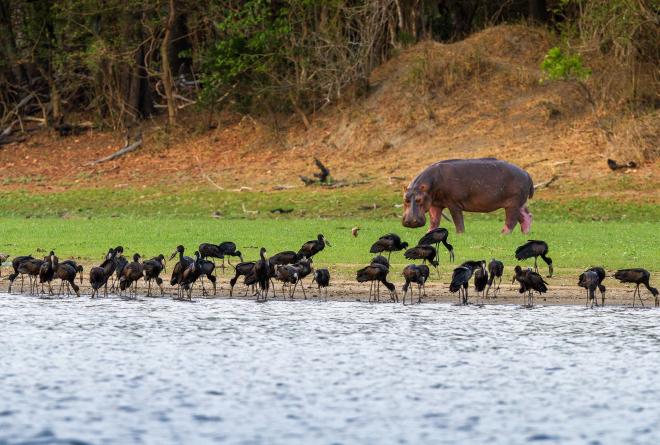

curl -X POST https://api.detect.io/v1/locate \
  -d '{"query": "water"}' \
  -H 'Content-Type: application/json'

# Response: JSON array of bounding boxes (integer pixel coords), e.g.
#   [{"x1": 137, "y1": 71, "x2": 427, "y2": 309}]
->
[{"x1": 1, "y1": 294, "x2": 659, "y2": 445}]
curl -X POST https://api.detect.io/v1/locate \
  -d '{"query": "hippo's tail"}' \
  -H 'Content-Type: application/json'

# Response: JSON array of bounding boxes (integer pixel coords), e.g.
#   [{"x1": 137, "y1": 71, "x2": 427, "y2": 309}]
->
[{"x1": 528, "y1": 174, "x2": 534, "y2": 199}]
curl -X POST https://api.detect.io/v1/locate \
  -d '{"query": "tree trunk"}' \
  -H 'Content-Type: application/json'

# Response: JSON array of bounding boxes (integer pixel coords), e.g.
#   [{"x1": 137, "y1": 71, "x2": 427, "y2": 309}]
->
[
  {"x1": 528, "y1": 0, "x2": 548, "y2": 23},
  {"x1": 161, "y1": 0, "x2": 177, "y2": 126}
]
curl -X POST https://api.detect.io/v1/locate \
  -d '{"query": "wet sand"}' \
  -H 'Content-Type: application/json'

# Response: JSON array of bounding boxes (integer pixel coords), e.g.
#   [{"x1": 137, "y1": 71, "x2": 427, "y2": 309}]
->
[{"x1": 0, "y1": 274, "x2": 653, "y2": 308}]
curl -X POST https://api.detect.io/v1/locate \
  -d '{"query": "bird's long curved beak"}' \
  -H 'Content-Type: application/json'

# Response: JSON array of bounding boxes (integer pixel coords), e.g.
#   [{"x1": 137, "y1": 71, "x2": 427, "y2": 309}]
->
[{"x1": 169, "y1": 251, "x2": 177, "y2": 261}]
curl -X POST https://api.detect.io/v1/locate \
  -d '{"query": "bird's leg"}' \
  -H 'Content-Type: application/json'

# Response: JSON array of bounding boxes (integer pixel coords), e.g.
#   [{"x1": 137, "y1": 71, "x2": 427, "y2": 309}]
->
[
  {"x1": 301, "y1": 280, "x2": 307, "y2": 300},
  {"x1": 417, "y1": 284, "x2": 422, "y2": 304},
  {"x1": 290, "y1": 281, "x2": 297, "y2": 299},
  {"x1": 637, "y1": 284, "x2": 644, "y2": 307},
  {"x1": 533, "y1": 257, "x2": 538, "y2": 274}
]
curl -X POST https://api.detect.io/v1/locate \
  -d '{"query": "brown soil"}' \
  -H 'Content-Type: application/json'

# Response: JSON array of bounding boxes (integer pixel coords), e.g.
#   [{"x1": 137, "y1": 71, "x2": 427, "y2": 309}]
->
[{"x1": 1, "y1": 25, "x2": 658, "y2": 201}]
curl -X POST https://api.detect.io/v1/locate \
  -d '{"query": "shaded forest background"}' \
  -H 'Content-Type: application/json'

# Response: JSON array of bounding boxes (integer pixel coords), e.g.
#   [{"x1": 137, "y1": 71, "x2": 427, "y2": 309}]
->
[{"x1": 0, "y1": 0, "x2": 657, "y2": 160}]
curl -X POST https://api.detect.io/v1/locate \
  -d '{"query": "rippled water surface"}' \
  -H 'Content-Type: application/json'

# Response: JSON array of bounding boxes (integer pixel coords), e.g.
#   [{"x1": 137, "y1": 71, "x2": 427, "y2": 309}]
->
[{"x1": 1, "y1": 294, "x2": 660, "y2": 445}]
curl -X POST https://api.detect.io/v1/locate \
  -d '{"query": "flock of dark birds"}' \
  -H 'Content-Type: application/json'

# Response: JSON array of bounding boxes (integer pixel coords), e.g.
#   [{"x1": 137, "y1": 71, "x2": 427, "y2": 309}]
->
[{"x1": 0, "y1": 229, "x2": 657, "y2": 308}]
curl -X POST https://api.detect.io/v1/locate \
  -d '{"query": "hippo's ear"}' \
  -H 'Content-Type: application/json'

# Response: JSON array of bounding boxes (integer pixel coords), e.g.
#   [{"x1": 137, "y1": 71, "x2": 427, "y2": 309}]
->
[{"x1": 419, "y1": 183, "x2": 428, "y2": 193}]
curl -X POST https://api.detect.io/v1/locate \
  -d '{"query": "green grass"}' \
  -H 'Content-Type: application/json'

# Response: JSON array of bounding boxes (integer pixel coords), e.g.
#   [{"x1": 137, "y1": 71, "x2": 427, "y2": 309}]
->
[
  {"x1": 0, "y1": 186, "x2": 658, "y2": 222},
  {"x1": 0, "y1": 216, "x2": 657, "y2": 282}
]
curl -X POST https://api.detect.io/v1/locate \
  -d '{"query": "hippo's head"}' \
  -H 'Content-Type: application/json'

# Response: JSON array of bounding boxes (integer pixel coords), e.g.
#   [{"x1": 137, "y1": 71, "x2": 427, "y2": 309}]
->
[{"x1": 402, "y1": 183, "x2": 431, "y2": 228}]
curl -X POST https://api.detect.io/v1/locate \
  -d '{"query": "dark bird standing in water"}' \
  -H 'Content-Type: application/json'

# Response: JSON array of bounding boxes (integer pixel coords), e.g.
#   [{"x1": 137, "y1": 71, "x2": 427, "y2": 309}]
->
[
  {"x1": 170, "y1": 245, "x2": 193, "y2": 288},
  {"x1": 8, "y1": 255, "x2": 35, "y2": 293},
  {"x1": 143, "y1": 254, "x2": 166, "y2": 297},
  {"x1": 18, "y1": 257, "x2": 45, "y2": 294},
  {"x1": 54, "y1": 258, "x2": 81, "y2": 297},
  {"x1": 356, "y1": 263, "x2": 397, "y2": 303},
  {"x1": 515, "y1": 240, "x2": 553, "y2": 277},
  {"x1": 179, "y1": 252, "x2": 203, "y2": 300},
  {"x1": 402, "y1": 264, "x2": 428, "y2": 305},
  {"x1": 252, "y1": 247, "x2": 271, "y2": 301},
  {"x1": 417, "y1": 228, "x2": 454, "y2": 262},
  {"x1": 404, "y1": 245, "x2": 440, "y2": 277},
  {"x1": 229, "y1": 261, "x2": 256, "y2": 297},
  {"x1": 312, "y1": 268, "x2": 330, "y2": 300},
  {"x1": 473, "y1": 260, "x2": 488, "y2": 302},
  {"x1": 579, "y1": 266, "x2": 606, "y2": 306},
  {"x1": 578, "y1": 270, "x2": 600, "y2": 308},
  {"x1": 39, "y1": 251, "x2": 57, "y2": 295},
  {"x1": 89, "y1": 250, "x2": 117, "y2": 298},
  {"x1": 119, "y1": 254, "x2": 144, "y2": 298},
  {"x1": 486, "y1": 259, "x2": 504, "y2": 297},
  {"x1": 298, "y1": 234, "x2": 330, "y2": 259},
  {"x1": 614, "y1": 268, "x2": 658, "y2": 307},
  {"x1": 512, "y1": 265, "x2": 548, "y2": 307},
  {"x1": 449, "y1": 265, "x2": 475, "y2": 305},
  {"x1": 370, "y1": 234, "x2": 408, "y2": 260},
  {"x1": 60, "y1": 260, "x2": 84, "y2": 285}
]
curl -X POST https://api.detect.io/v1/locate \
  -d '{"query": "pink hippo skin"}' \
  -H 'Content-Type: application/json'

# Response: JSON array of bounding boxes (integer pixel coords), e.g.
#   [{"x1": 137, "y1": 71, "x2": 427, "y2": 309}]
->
[{"x1": 402, "y1": 158, "x2": 534, "y2": 234}]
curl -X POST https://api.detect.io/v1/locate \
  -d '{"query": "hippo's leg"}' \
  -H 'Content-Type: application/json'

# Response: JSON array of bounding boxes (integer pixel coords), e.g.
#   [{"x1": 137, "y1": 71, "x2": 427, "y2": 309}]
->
[
  {"x1": 448, "y1": 207, "x2": 465, "y2": 233},
  {"x1": 502, "y1": 207, "x2": 520, "y2": 234},
  {"x1": 518, "y1": 206, "x2": 533, "y2": 233},
  {"x1": 428, "y1": 206, "x2": 444, "y2": 231}
]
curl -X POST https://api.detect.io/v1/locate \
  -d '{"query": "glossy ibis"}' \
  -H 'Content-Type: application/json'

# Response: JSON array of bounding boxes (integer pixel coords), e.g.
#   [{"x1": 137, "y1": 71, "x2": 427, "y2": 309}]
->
[
  {"x1": 512, "y1": 265, "x2": 547, "y2": 307},
  {"x1": 274, "y1": 264, "x2": 301, "y2": 299},
  {"x1": 578, "y1": 270, "x2": 600, "y2": 308},
  {"x1": 0, "y1": 253, "x2": 9, "y2": 277},
  {"x1": 89, "y1": 252, "x2": 117, "y2": 298},
  {"x1": 473, "y1": 260, "x2": 488, "y2": 302},
  {"x1": 198, "y1": 257, "x2": 217, "y2": 296},
  {"x1": 119, "y1": 253, "x2": 143, "y2": 298},
  {"x1": 584, "y1": 266, "x2": 606, "y2": 306},
  {"x1": 143, "y1": 254, "x2": 166, "y2": 297},
  {"x1": 199, "y1": 242, "x2": 243, "y2": 272},
  {"x1": 370, "y1": 234, "x2": 408, "y2": 260},
  {"x1": 8, "y1": 255, "x2": 35, "y2": 293},
  {"x1": 269, "y1": 251, "x2": 302, "y2": 266},
  {"x1": 515, "y1": 240, "x2": 553, "y2": 277},
  {"x1": 404, "y1": 245, "x2": 440, "y2": 277},
  {"x1": 371, "y1": 255, "x2": 390, "y2": 269},
  {"x1": 298, "y1": 234, "x2": 330, "y2": 259},
  {"x1": 614, "y1": 268, "x2": 658, "y2": 307},
  {"x1": 170, "y1": 245, "x2": 193, "y2": 288},
  {"x1": 54, "y1": 259, "x2": 81, "y2": 297},
  {"x1": 418, "y1": 228, "x2": 454, "y2": 262},
  {"x1": 229, "y1": 261, "x2": 256, "y2": 297},
  {"x1": 38, "y1": 251, "x2": 57, "y2": 295},
  {"x1": 486, "y1": 259, "x2": 504, "y2": 297},
  {"x1": 450, "y1": 265, "x2": 473, "y2": 305},
  {"x1": 312, "y1": 268, "x2": 330, "y2": 300},
  {"x1": 18, "y1": 257, "x2": 45, "y2": 294},
  {"x1": 252, "y1": 247, "x2": 271, "y2": 301},
  {"x1": 356, "y1": 263, "x2": 397, "y2": 303},
  {"x1": 60, "y1": 260, "x2": 84, "y2": 285},
  {"x1": 179, "y1": 252, "x2": 203, "y2": 300},
  {"x1": 111, "y1": 250, "x2": 128, "y2": 293},
  {"x1": 402, "y1": 264, "x2": 427, "y2": 305}
]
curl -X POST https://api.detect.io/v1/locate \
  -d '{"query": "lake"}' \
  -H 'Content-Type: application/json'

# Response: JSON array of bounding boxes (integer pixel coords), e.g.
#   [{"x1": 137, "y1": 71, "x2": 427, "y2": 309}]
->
[{"x1": 1, "y1": 295, "x2": 659, "y2": 444}]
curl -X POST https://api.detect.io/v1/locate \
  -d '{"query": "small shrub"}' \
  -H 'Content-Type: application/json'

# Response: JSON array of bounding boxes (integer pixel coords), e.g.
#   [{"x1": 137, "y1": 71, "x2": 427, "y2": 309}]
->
[{"x1": 540, "y1": 47, "x2": 591, "y2": 82}]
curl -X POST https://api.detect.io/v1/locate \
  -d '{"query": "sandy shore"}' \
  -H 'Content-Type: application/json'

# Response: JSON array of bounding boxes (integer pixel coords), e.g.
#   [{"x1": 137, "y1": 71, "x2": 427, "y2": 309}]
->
[{"x1": 0, "y1": 274, "x2": 654, "y2": 307}]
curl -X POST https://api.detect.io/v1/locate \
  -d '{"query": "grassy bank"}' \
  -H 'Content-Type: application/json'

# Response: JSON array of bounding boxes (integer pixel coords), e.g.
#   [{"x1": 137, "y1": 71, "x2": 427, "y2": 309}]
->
[
  {"x1": 0, "y1": 187, "x2": 658, "y2": 221},
  {"x1": 0, "y1": 217, "x2": 657, "y2": 283}
]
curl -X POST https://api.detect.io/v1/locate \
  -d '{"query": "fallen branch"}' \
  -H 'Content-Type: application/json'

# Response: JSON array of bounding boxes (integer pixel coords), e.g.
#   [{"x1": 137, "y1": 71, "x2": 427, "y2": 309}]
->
[
  {"x1": 89, "y1": 137, "x2": 143, "y2": 165},
  {"x1": 534, "y1": 175, "x2": 559, "y2": 190}
]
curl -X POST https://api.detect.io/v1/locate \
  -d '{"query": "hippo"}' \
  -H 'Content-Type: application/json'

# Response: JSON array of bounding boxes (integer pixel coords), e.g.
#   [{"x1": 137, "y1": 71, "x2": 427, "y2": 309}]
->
[{"x1": 402, "y1": 158, "x2": 534, "y2": 234}]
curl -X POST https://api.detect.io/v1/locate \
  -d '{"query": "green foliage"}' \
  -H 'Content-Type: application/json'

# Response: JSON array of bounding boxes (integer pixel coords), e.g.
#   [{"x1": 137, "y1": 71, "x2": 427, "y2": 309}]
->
[
  {"x1": 200, "y1": 0, "x2": 291, "y2": 107},
  {"x1": 540, "y1": 46, "x2": 591, "y2": 82}
]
